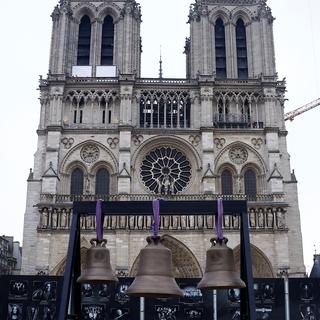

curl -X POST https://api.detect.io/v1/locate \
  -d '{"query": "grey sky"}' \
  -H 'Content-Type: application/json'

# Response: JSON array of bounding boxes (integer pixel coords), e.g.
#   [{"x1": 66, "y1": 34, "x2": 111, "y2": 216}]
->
[{"x1": 0, "y1": 0, "x2": 319, "y2": 273}]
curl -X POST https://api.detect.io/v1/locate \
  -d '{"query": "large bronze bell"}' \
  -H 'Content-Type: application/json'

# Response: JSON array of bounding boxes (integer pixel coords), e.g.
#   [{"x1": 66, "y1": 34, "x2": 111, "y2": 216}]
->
[
  {"x1": 197, "y1": 238, "x2": 246, "y2": 289},
  {"x1": 126, "y1": 236, "x2": 184, "y2": 298},
  {"x1": 77, "y1": 239, "x2": 118, "y2": 284}
]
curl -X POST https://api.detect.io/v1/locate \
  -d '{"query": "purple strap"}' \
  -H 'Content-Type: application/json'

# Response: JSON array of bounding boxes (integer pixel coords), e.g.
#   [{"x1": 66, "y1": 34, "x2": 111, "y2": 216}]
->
[
  {"x1": 96, "y1": 200, "x2": 103, "y2": 242},
  {"x1": 152, "y1": 199, "x2": 160, "y2": 238},
  {"x1": 215, "y1": 198, "x2": 224, "y2": 240}
]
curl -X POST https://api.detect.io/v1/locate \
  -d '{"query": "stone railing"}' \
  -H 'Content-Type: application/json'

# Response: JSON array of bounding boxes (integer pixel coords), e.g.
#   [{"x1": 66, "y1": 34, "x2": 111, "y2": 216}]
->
[
  {"x1": 37, "y1": 194, "x2": 287, "y2": 232},
  {"x1": 39, "y1": 193, "x2": 285, "y2": 205}
]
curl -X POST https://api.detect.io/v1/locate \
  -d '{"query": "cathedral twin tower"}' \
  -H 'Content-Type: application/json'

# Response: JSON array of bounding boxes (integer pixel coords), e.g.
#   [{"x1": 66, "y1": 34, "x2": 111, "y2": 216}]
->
[{"x1": 22, "y1": 0, "x2": 305, "y2": 279}]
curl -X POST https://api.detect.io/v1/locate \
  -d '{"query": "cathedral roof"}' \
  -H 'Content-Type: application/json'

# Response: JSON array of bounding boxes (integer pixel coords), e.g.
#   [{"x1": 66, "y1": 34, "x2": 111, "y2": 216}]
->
[{"x1": 310, "y1": 254, "x2": 320, "y2": 278}]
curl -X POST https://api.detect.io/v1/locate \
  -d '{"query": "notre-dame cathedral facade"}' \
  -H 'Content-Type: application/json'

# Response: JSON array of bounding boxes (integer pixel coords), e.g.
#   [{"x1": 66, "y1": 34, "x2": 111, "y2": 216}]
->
[{"x1": 22, "y1": 0, "x2": 305, "y2": 278}]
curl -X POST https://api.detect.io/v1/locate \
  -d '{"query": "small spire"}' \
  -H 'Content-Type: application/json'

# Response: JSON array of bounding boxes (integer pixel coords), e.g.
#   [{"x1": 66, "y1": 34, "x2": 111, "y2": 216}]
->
[{"x1": 159, "y1": 46, "x2": 163, "y2": 80}]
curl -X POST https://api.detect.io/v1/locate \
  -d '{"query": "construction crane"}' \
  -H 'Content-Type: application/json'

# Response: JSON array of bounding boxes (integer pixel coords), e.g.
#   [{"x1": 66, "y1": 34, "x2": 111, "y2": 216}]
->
[{"x1": 284, "y1": 97, "x2": 320, "y2": 121}]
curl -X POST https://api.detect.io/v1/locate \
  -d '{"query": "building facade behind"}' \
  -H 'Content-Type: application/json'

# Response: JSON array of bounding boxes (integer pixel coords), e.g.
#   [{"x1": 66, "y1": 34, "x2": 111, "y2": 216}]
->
[
  {"x1": 22, "y1": 0, "x2": 305, "y2": 278},
  {"x1": 0, "y1": 236, "x2": 22, "y2": 275}
]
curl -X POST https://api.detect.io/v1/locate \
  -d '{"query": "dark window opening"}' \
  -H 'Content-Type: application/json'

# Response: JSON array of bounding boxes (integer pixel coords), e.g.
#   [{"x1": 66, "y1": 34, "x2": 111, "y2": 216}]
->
[
  {"x1": 102, "y1": 110, "x2": 106, "y2": 124},
  {"x1": 221, "y1": 169, "x2": 233, "y2": 195},
  {"x1": 95, "y1": 168, "x2": 110, "y2": 195},
  {"x1": 73, "y1": 110, "x2": 77, "y2": 124},
  {"x1": 77, "y1": 16, "x2": 91, "y2": 66},
  {"x1": 108, "y1": 110, "x2": 112, "y2": 124},
  {"x1": 101, "y1": 16, "x2": 114, "y2": 66},
  {"x1": 79, "y1": 110, "x2": 83, "y2": 124},
  {"x1": 236, "y1": 19, "x2": 248, "y2": 79},
  {"x1": 215, "y1": 18, "x2": 227, "y2": 79},
  {"x1": 244, "y1": 169, "x2": 257, "y2": 196},
  {"x1": 71, "y1": 168, "x2": 84, "y2": 195}
]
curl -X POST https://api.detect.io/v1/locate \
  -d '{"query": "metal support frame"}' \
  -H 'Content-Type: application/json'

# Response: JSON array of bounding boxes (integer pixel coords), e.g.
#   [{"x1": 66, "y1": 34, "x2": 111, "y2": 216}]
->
[{"x1": 58, "y1": 200, "x2": 257, "y2": 320}]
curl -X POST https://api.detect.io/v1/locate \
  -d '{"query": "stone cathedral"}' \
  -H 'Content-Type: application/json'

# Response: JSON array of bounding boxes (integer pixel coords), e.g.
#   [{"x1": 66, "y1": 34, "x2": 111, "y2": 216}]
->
[{"x1": 22, "y1": 0, "x2": 305, "y2": 279}]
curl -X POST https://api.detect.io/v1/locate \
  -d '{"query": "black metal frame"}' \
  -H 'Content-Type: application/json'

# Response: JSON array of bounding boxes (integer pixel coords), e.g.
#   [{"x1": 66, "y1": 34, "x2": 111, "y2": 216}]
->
[{"x1": 58, "y1": 200, "x2": 256, "y2": 320}]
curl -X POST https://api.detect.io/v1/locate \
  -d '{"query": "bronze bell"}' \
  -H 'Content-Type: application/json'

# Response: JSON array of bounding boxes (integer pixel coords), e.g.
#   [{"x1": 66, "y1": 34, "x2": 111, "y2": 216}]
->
[
  {"x1": 197, "y1": 238, "x2": 246, "y2": 289},
  {"x1": 126, "y1": 236, "x2": 184, "y2": 298},
  {"x1": 77, "y1": 239, "x2": 118, "y2": 284}
]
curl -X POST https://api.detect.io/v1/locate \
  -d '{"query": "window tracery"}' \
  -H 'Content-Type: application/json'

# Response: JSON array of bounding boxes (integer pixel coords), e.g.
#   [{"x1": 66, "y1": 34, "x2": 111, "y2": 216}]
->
[
  {"x1": 236, "y1": 18, "x2": 248, "y2": 79},
  {"x1": 215, "y1": 18, "x2": 227, "y2": 79},
  {"x1": 140, "y1": 147, "x2": 192, "y2": 195},
  {"x1": 77, "y1": 16, "x2": 91, "y2": 66},
  {"x1": 221, "y1": 169, "x2": 233, "y2": 195},
  {"x1": 101, "y1": 15, "x2": 114, "y2": 66},
  {"x1": 139, "y1": 90, "x2": 191, "y2": 129},
  {"x1": 71, "y1": 168, "x2": 84, "y2": 195}
]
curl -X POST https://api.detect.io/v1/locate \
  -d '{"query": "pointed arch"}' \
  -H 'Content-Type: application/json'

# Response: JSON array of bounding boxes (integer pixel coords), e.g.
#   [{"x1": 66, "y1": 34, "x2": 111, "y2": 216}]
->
[
  {"x1": 235, "y1": 18, "x2": 248, "y2": 79},
  {"x1": 129, "y1": 235, "x2": 203, "y2": 278},
  {"x1": 101, "y1": 15, "x2": 114, "y2": 66},
  {"x1": 233, "y1": 244, "x2": 275, "y2": 278},
  {"x1": 77, "y1": 15, "x2": 92, "y2": 65},
  {"x1": 215, "y1": 18, "x2": 227, "y2": 79},
  {"x1": 70, "y1": 167, "x2": 84, "y2": 195}
]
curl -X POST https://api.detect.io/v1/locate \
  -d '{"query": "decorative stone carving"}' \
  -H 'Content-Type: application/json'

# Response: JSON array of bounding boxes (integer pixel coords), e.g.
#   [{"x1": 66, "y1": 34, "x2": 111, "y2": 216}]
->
[
  {"x1": 61, "y1": 137, "x2": 74, "y2": 149},
  {"x1": 132, "y1": 135, "x2": 143, "y2": 146},
  {"x1": 251, "y1": 138, "x2": 263, "y2": 149},
  {"x1": 229, "y1": 146, "x2": 248, "y2": 165},
  {"x1": 140, "y1": 147, "x2": 192, "y2": 195},
  {"x1": 107, "y1": 137, "x2": 119, "y2": 149},
  {"x1": 214, "y1": 138, "x2": 226, "y2": 149},
  {"x1": 189, "y1": 135, "x2": 201, "y2": 146},
  {"x1": 80, "y1": 145, "x2": 100, "y2": 164}
]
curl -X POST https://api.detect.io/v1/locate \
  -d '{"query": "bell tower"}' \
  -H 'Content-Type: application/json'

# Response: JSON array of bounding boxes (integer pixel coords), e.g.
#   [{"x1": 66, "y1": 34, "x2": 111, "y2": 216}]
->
[
  {"x1": 186, "y1": 0, "x2": 276, "y2": 79},
  {"x1": 49, "y1": 0, "x2": 142, "y2": 78}
]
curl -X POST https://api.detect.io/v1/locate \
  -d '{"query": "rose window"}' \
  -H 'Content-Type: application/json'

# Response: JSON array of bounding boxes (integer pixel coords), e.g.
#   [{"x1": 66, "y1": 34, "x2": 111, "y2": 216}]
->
[{"x1": 140, "y1": 147, "x2": 192, "y2": 195}]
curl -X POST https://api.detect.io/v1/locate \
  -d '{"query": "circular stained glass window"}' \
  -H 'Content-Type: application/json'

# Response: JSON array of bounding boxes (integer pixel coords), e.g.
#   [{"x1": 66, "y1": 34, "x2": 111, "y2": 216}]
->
[{"x1": 140, "y1": 147, "x2": 192, "y2": 195}]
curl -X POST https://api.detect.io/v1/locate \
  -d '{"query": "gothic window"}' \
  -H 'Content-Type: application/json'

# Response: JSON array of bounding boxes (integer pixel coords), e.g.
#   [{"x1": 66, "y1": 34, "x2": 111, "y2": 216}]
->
[
  {"x1": 140, "y1": 147, "x2": 192, "y2": 195},
  {"x1": 77, "y1": 16, "x2": 91, "y2": 66},
  {"x1": 95, "y1": 168, "x2": 110, "y2": 195},
  {"x1": 139, "y1": 91, "x2": 191, "y2": 129},
  {"x1": 241, "y1": 99, "x2": 251, "y2": 123},
  {"x1": 236, "y1": 19, "x2": 248, "y2": 79},
  {"x1": 101, "y1": 16, "x2": 114, "y2": 66},
  {"x1": 221, "y1": 169, "x2": 233, "y2": 195},
  {"x1": 215, "y1": 18, "x2": 227, "y2": 79},
  {"x1": 70, "y1": 168, "x2": 84, "y2": 195},
  {"x1": 244, "y1": 169, "x2": 257, "y2": 196}
]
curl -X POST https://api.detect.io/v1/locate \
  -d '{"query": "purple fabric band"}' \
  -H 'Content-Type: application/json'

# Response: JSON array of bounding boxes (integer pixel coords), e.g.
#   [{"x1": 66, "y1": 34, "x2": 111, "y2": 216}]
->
[
  {"x1": 216, "y1": 198, "x2": 224, "y2": 240},
  {"x1": 152, "y1": 199, "x2": 160, "y2": 238},
  {"x1": 96, "y1": 200, "x2": 103, "y2": 242}
]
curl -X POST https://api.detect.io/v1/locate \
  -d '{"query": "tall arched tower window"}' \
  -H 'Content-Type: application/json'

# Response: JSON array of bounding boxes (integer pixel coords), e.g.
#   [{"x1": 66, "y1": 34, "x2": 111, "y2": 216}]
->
[
  {"x1": 70, "y1": 168, "x2": 84, "y2": 195},
  {"x1": 101, "y1": 16, "x2": 114, "y2": 66},
  {"x1": 236, "y1": 19, "x2": 248, "y2": 79},
  {"x1": 215, "y1": 18, "x2": 226, "y2": 79},
  {"x1": 221, "y1": 169, "x2": 233, "y2": 195},
  {"x1": 95, "y1": 168, "x2": 110, "y2": 195},
  {"x1": 77, "y1": 16, "x2": 91, "y2": 66},
  {"x1": 244, "y1": 169, "x2": 257, "y2": 196}
]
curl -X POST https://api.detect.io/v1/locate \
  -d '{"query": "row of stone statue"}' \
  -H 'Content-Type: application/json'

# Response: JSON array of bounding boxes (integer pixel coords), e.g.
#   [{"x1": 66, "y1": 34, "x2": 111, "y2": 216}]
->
[{"x1": 38, "y1": 207, "x2": 286, "y2": 230}]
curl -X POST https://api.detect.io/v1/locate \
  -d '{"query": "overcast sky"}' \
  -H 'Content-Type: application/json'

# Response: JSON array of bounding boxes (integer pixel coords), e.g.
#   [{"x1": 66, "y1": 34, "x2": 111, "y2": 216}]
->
[{"x1": 0, "y1": 0, "x2": 319, "y2": 273}]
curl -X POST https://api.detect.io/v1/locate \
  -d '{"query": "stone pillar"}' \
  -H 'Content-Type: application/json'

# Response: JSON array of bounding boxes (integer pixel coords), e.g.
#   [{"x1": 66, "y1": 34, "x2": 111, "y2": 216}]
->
[
  {"x1": 201, "y1": 129, "x2": 215, "y2": 193},
  {"x1": 118, "y1": 128, "x2": 132, "y2": 194}
]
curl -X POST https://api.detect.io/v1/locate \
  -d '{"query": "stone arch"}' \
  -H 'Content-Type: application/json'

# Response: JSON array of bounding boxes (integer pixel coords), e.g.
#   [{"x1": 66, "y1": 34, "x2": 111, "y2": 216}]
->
[
  {"x1": 209, "y1": 7, "x2": 231, "y2": 25},
  {"x1": 233, "y1": 244, "x2": 275, "y2": 278},
  {"x1": 73, "y1": 5, "x2": 96, "y2": 23},
  {"x1": 214, "y1": 141, "x2": 267, "y2": 175},
  {"x1": 51, "y1": 237, "x2": 90, "y2": 276},
  {"x1": 60, "y1": 140, "x2": 118, "y2": 175},
  {"x1": 129, "y1": 235, "x2": 203, "y2": 278},
  {"x1": 97, "y1": 5, "x2": 121, "y2": 21},
  {"x1": 230, "y1": 7, "x2": 253, "y2": 25},
  {"x1": 216, "y1": 163, "x2": 237, "y2": 194}
]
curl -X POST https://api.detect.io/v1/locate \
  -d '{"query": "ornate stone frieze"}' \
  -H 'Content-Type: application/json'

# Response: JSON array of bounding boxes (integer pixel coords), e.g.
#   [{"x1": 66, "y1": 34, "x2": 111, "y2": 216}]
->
[
  {"x1": 80, "y1": 145, "x2": 100, "y2": 164},
  {"x1": 189, "y1": 135, "x2": 201, "y2": 146},
  {"x1": 37, "y1": 205, "x2": 287, "y2": 231},
  {"x1": 214, "y1": 138, "x2": 226, "y2": 149},
  {"x1": 251, "y1": 138, "x2": 263, "y2": 149},
  {"x1": 107, "y1": 137, "x2": 119, "y2": 149},
  {"x1": 132, "y1": 135, "x2": 143, "y2": 146},
  {"x1": 61, "y1": 137, "x2": 74, "y2": 149},
  {"x1": 229, "y1": 146, "x2": 248, "y2": 165},
  {"x1": 120, "y1": 0, "x2": 141, "y2": 20}
]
